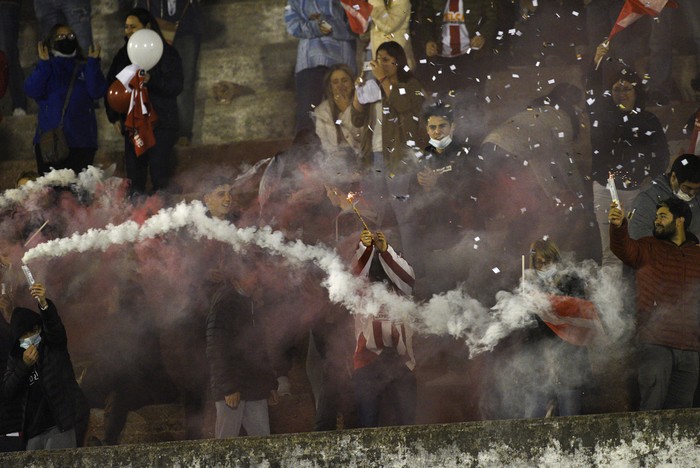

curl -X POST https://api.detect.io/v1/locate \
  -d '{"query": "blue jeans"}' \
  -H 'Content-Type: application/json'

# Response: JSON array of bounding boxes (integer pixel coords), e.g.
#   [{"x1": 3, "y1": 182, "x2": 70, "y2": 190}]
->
[
  {"x1": 0, "y1": 1, "x2": 27, "y2": 110},
  {"x1": 173, "y1": 33, "x2": 201, "y2": 140},
  {"x1": 33, "y1": 0, "x2": 93, "y2": 52},
  {"x1": 638, "y1": 343, "x2": 699, "y2": 410},
  {"x1": 352, "y1": 350, "x2": 416, "y2": 428}
]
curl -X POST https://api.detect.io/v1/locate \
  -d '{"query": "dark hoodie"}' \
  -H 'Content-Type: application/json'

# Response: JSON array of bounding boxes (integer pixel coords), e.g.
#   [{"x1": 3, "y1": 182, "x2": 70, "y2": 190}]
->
[{"x1": 2, "y1": 302, "x2": 81, "y2": 437}]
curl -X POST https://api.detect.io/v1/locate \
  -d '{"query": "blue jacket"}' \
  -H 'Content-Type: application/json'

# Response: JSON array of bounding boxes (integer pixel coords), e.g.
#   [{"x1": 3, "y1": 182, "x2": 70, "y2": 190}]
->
[
  {"x1": 285, "y1": 0, "x2": 357, "y2": 74},
  {"x1": 25, "y1": 56, "x2": 107, "y2": 148}
]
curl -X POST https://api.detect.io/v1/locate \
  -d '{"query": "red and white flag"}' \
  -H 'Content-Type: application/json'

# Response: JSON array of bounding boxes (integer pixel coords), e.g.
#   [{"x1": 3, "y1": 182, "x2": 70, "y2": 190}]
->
[
  {"x1": 608, "y1": 0, "x2": 678, "y2": 42},
  {"x1": 340, "y1": 0, "x2": 373, "y2": 35}
]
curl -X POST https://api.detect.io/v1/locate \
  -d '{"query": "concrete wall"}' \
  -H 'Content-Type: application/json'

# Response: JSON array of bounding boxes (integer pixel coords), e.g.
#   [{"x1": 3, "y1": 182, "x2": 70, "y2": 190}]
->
[{"x1": 1, "y1": 409, "x2": 698, "y2": 467}]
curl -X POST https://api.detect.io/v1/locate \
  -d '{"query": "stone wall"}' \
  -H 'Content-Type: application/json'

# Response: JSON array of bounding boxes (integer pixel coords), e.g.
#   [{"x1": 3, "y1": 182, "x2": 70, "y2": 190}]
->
[
  {"x1": 0, "y1": 409, "x2": 698, "y2": 467},
  {"x1": 0, "y1": 0, "x2": 297, "y2": 188}
]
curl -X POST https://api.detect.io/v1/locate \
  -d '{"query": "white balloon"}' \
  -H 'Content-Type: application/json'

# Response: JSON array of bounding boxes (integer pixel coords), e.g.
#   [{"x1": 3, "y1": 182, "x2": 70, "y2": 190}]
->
[{"x1": 127, "y1": 29, "x2": 163, "y2": 71}]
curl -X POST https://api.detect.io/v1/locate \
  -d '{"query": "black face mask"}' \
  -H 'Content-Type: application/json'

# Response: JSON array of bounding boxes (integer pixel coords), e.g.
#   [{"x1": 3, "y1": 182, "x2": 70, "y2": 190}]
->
[{"x1": 53, "y1": 38, "x2": 78, "y2": 55}]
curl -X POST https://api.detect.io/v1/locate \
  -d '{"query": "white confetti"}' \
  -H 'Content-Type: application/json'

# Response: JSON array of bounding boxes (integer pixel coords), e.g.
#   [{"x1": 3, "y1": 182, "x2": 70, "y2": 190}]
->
[{"x1": 492, "y1": 267, "x2": 500, "y2": 274}]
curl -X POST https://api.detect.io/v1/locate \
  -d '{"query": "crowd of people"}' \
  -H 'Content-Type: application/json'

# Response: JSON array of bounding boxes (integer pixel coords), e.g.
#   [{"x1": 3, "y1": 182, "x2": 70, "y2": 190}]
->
[{"x1": 0, "y1": 0, "x2": 699, "y2": 454}]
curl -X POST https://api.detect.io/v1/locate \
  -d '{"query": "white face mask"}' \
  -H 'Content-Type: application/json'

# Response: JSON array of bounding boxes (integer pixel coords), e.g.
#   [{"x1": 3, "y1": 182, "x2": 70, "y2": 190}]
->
[
  {"x1": 536, "y1": 265, "x2": 557, "y2": 280},
  {"x1": 674, "y1": 188, "x2": 694, "y2": 203},
  {"x1": 429, "y1": 135, "x2": 452, "y2": 150},
  {"x1": 19, "y1": 332, "x2": 41, "y2": 350}
]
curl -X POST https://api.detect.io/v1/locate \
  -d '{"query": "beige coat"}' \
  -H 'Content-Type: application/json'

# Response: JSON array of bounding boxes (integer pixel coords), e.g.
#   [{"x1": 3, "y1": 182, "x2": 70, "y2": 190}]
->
[{"x1": 368, "y1": 0, "x2": 415, "y2": 68}]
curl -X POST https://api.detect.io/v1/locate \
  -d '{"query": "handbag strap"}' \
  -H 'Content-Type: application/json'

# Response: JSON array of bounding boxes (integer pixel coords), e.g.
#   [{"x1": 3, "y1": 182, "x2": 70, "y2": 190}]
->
[{"x1": 58, "y1": 63, "x2": 80, "y2": 128}]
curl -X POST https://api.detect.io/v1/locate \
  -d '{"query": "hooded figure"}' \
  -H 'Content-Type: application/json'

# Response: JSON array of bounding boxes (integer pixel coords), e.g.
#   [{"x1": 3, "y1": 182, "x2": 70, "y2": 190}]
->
[{"x1": 1, "y1": 286, "x2": 84, "y2": 450}]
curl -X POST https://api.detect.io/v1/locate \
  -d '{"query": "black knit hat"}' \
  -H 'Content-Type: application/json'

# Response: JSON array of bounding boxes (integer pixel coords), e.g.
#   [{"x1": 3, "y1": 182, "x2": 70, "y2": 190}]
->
[{"x1": 10, "y1": 307, "x2": 41, "y2": 342}]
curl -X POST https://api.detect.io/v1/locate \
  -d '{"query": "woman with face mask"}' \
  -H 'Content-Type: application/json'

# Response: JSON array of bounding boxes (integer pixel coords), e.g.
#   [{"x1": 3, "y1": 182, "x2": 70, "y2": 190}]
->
[
  {"x1": 522, "y1": 239, "x2": 598, "y2": 418},
  {"x1": 24, "y1": 24, "x2": 107, "y2": 176},
  {"x1": 1, "y1": 283, "x2": 86, "y2": 450}
]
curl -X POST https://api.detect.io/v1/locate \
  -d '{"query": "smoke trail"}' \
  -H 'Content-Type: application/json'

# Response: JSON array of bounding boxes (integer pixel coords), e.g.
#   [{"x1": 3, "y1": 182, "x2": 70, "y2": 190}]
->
[
  {"x1": 0, "y1": 165, "x2": 112, "y2": 210},
  {"x1": 22, "y1": 200, "x2": 627, "y2": 357}
]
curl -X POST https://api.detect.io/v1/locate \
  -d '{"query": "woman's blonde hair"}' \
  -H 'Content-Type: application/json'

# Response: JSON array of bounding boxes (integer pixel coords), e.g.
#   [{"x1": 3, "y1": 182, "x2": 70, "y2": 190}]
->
[{"x1": 529, "y1": 239, "x2": 561, "y2": 269}]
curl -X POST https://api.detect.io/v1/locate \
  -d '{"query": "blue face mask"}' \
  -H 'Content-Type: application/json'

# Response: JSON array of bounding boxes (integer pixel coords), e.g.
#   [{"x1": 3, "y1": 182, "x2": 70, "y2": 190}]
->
[{"x1": 19, "y1": 332, "x2": 41, "y2": 350}]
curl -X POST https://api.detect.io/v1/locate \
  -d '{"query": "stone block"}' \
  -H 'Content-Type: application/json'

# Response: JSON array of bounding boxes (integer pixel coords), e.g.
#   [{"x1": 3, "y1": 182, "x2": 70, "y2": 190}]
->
[
  {"x1": 1, "y1": 409, "x2": 698, "y2": 466},
  {"x1": 199, "y1": 91, "x2": 295, "y2": 145},
  {"x1": 0, "y1": 114, "x2": 36, "y2": 160},
  {"x1": 201, "y1": 0, "x2": 293, "y2": 50}
]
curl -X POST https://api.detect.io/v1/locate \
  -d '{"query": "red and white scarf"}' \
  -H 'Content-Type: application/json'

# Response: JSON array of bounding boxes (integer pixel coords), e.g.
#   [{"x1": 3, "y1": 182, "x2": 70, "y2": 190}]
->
[{"x1": 118, "y1": 65, "x2": 158, "y2": 157}]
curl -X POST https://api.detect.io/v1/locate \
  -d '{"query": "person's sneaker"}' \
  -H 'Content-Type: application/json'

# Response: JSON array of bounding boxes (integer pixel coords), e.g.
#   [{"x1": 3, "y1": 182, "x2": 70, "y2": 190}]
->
[
  {"x1": 12, "y1": 108, "x2": 26, "y2": 116},
  {"x1": 277, "y1": 376, "x2": 292, "y2": 396}
]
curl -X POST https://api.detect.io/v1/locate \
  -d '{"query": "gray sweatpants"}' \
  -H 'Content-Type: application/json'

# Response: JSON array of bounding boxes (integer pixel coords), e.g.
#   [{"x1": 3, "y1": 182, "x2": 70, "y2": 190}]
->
[
  {"x1": 26, "y1": 426, "x2": 76, "y2": 451},
  {"x1": 215, "y1": 399, "x2": 270, "y2": 438},
  {"x1": 638, "y1": 343, "x2": 699, "y2": 410}
]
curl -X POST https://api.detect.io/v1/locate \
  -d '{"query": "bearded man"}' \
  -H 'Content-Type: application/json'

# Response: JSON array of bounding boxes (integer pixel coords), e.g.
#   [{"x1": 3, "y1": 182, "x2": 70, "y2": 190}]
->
[{"x1": 609, "y1": 198, "x2": 700, "y2": 410}]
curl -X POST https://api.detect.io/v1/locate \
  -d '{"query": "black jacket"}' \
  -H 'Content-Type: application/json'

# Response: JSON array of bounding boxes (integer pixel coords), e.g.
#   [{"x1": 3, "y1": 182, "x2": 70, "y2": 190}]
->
[
  {"x1": 1, "y1": 300, "x2": 81, "y2": 433},
  {"x1": 0, "y1": 319, "x2": 22, "y2": 434},
  {"x1": 104, "y1": 39, "x2": 184, "y2": 130},
  {"x1": 586, "y1": 62, "x2": 669, "y2": 188},
  {"x1": 205, "y1": 288, "x2": 277, "y2": 401}
]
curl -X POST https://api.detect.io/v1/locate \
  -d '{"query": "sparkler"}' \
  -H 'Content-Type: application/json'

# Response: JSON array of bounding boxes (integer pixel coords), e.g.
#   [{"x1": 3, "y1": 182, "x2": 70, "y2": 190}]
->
[
  {"x1": 606, "y1": 172, "x2": 619, "y2": 206},
  {"x1": 347, "y1": 192, "x2": 371, "y2": 232}
]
